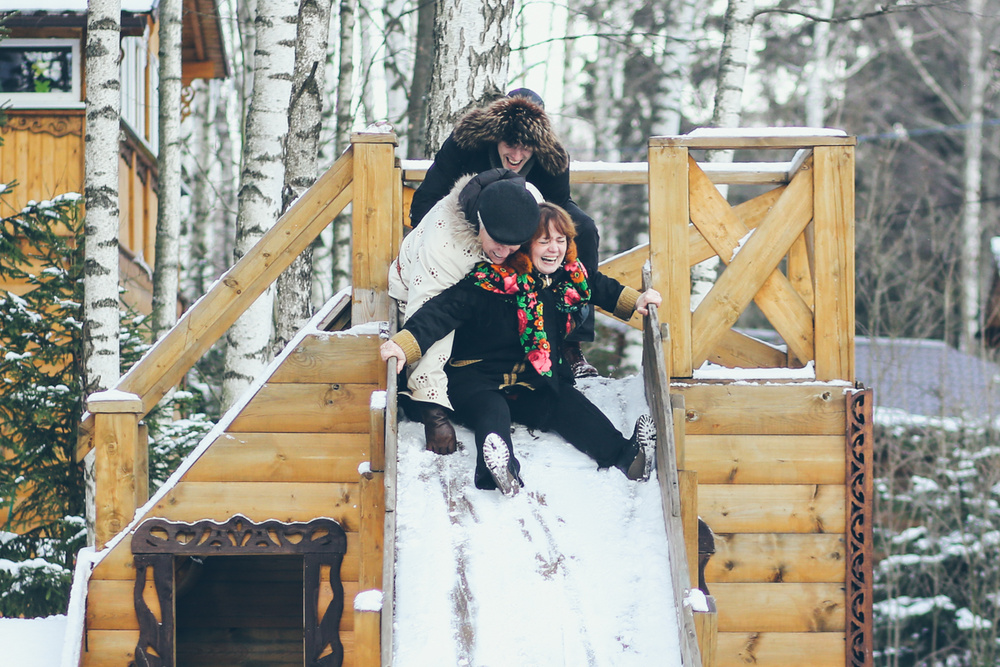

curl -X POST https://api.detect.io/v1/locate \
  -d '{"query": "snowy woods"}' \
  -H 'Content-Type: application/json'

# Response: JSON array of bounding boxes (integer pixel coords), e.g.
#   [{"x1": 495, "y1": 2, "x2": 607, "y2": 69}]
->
[{"x1": 3, "y1": 0, "x2": 1000, "y2": 665}]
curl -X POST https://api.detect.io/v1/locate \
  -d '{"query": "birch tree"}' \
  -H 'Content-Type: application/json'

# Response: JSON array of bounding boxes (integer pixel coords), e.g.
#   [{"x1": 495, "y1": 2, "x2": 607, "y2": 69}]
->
[
  {"x1": 960, "y1": 0, "x2": 987, "y2": 352},
  {"x1": 424, "y1": 0, "x2": 516, "y2": 153},
  {"x1": 331, "y1": 0, "x2": 357, "y2": 293},
  {"x1": 82, "y1": 0, "x2": 122, "y2": 545},
  {"x1": 383, "y1": 0, "x2": 414, "y2": 153},
  {"x1": 406, "y1": 0, "x2": 435, "y2": 157},
  {"x1": 222, "y1": 0, "x2": 298, "y2": 409},
  {"x1": 274, "y1": 0, "x2": 333, "y2": 353},
  {"x1": 151, "y1": 0, "x2": 184, "y2": 340}
]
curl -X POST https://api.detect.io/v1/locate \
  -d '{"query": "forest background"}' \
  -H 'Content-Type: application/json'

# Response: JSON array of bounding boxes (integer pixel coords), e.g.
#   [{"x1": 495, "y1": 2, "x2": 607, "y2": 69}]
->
[{"x1": 2, "y1": 0, "x2": 1000, "y2": 665}]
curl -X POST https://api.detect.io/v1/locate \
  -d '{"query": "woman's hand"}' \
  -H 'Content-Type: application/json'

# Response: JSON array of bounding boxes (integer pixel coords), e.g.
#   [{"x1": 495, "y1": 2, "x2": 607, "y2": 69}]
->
[
  {"x1": 635, "y1": 288, "x2": 662, "y2": 315},
  {"x1": 380, "y1": 339, "x2": 407, "y2": 374}
]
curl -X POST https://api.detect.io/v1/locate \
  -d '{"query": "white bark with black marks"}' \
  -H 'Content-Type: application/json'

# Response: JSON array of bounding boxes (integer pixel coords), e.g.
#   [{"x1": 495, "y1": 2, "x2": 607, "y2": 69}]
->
[
  {"x1": 152, "y1": 0, "x2": 184, "y2": 341},
  {"x1": 274, "y1": 0, "x2": 333, "y2": 354},
  {"x1": 83, "y1": 0, "x2": 122, "y2": 547},
  {"x1": 425, "y1": 0, "x2": 516, "y2": 152},
  {"x1": 222, "y1": 0, "x2": 298, "y2": 410}
]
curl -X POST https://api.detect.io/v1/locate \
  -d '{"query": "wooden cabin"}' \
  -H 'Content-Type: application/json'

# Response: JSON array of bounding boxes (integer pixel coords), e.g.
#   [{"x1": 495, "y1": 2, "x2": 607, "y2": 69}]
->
[
  {"x1": 0, "y1": 0, "x2": 229, "y2": 312},
  {"x1": 66, "y1": 131, "x2": 873, "y2": 667}
]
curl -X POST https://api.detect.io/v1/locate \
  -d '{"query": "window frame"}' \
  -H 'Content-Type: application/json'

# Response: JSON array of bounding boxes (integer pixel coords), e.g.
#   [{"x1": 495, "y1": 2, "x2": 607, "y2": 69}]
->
[{"x1": 0, "y1": 38, "x2": 83, "y2": 109}]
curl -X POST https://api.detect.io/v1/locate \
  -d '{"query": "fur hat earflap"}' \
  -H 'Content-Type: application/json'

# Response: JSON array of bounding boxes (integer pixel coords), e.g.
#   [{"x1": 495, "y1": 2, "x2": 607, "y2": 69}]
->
[{"x1": 454, "y1": 97, "x2": 570, "y2": 175}]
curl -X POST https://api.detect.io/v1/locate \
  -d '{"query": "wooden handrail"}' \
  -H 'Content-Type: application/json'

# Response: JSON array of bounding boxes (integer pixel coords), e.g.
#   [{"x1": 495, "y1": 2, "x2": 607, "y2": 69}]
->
[{"x1": 77, "y1": 147, "x2": 356, "y2": 460}]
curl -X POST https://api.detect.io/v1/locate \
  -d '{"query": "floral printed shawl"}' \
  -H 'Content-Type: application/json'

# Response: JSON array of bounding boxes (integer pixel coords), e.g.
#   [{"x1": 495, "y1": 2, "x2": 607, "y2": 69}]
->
[{"x1": 468, "y1": 254, "x2": 590, "y2": 376}]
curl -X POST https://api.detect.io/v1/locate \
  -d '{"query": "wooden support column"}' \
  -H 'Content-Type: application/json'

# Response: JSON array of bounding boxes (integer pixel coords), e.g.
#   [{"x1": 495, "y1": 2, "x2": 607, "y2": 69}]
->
[
  {"x1": 88, "y1": 391, "x2": 144, "y2": 550},
  {"x1": 813, "y1": 143, "x2": 856, "y2": 382},
  {"x1": 352, "y1": 132, "x2": 399, "y2": 325},
  {"x1": 648, "y1": 139, "x2": 691, "y2": 377},
  {"x1": 693, "y1": 596, "x2": 718, "y2": 667}
]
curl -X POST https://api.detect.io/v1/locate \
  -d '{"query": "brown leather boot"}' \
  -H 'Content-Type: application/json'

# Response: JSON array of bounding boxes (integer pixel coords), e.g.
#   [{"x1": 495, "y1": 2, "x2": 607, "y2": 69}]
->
[
  {"x1": 564, "y1": 342, "x2": 599, "y2": 378},
  {"x1": 422, "y1": 404, "x2": 457, "y2": 455}
]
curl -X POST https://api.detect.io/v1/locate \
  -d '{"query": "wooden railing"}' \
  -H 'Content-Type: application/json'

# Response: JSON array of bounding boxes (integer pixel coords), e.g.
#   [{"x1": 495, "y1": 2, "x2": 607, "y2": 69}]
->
[{"x1": 78, "y1": 133, "x2": 400, "y2": 549}]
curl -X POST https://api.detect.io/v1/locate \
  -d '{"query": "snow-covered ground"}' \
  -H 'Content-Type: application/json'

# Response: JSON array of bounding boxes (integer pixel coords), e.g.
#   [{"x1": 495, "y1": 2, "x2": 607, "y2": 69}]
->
[
  {"x1": 1, "y1": 372, "x2": 682, "y2": 667},
  {"x1": 392, "y1": 373, "x2": 681, "y2": 666}
]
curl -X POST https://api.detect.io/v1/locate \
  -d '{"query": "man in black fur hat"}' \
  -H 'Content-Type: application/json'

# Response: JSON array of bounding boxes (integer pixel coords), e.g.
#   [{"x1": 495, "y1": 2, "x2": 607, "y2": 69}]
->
[{"x1": 410, "y1": 89, "x2": 601, "y2": 378}]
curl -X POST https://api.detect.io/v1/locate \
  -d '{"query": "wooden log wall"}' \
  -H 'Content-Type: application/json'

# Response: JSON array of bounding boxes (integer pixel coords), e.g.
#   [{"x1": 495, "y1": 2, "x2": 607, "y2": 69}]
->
[
  {"x1": 82, "y1": 332, "x2": 386, "y2": 667},
  {"x1": 675, "y1": 381, "x2": 872, "y2": 667}
]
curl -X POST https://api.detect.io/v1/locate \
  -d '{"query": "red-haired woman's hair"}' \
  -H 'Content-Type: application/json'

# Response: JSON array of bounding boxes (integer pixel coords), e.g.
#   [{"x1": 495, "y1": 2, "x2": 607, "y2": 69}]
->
[{"x1": 527, "y1": 202, "x2": 577, "y2": 246}]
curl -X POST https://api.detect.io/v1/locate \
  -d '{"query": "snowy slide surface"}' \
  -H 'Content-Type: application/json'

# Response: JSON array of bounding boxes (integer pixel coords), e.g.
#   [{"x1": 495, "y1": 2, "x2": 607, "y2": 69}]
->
[{"x1": 391, "y1": 374, "x2": 682, "y2": 666}]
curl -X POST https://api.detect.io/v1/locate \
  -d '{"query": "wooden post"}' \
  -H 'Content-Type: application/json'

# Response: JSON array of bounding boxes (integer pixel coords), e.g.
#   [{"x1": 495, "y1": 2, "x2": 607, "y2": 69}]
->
[
  {"x1": 648, "y1": 139, "x2": 691, "y2": 377},
  {"x1": 352, "y1": 132, "x2": 399, "y2": 325},
  {"x1": 88, "y1": 391, "x2": 144, "y2": 550},
  {"x1": 813, "y1": 143, "x2": 856, "y2": 382},
  {"x1": 354, "y1": 606, "x2": 382, "y2": 667},
  {"x1": 693, "y1": 596, "x2": 718, "y2": 667},
  {"x1": 679, "y1": 470, "x2": 699, "y2": 591}
]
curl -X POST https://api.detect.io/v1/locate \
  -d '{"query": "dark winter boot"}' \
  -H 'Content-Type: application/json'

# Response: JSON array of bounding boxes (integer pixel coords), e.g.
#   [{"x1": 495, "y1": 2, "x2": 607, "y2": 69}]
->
[
  {"x1": 564, "y1": 341, "x2": 599, "y2": 378},
  {"x1": 482, "y1": 433, "x2": 522, "y2": 497},
  {"x1": 617, "y1": 414, "x2": 656, "y2": 481},
  {"x1": 422, "y1": 404, "x2": 457, "y2": 455}
]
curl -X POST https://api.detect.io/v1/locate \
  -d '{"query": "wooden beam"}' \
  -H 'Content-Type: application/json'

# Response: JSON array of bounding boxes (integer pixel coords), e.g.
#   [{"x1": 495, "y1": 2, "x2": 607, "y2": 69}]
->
[
  {"x1": 812, "y1": 145, "x2": 855, "y2": 382},
  {"x1": 77, "y1": 150, "x2": 356, "y2": 460},
  {"x1": 650, "y1": 133, "x2": 856, "y2": 149},
  {"x1": 352, "y1": 133, "x2": 398, "y2": 324},
  {"x1": 689, "y1": 157, "x2": 816, "y2": 366},
  {"x1": 698, "y1": 484, "x2": 847, "y2": 534},
  {"x1": 706, "y1": 533, "x2": 847, "y2": 583},
  {"x1": 686, "y1": 434, "x2": 846, "y2": 485},
  {"x1": 89, "y1": 393, "x2": 143, "y2": 549},
  {"x1": 713, "y1": 582, "x2": 846, "y2": 632},
  {"x1": 717, "y1": 632, "x2": 846, "y2": 667}
]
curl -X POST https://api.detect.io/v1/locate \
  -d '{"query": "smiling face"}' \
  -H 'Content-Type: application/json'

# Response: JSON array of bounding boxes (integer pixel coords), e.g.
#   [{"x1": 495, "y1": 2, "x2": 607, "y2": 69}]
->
[
  {"x1": 478, "y1": 225, "x2": 522, "y2": 264},
  {"x1": 530, "y1": 221, "x2": 569, "y2": 275},
  {"x1": 497, "y1": 140, "x2": 534, "y2": 172}
]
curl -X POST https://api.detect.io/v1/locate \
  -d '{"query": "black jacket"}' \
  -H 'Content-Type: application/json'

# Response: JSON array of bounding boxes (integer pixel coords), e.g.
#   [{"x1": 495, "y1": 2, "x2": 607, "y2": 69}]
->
[
  {"x1": 411, "y1": 97, "x2": 572, "y2": 226},
  {"x1": 393, "y1": 263, "x2": 639, "y2": 398}
]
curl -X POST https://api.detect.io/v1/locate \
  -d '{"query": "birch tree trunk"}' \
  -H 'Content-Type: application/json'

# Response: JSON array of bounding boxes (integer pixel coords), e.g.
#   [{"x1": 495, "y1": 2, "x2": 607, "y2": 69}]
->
[
  {"x1": 274, "y1": 0, "x2": 333, "y2": 353},
  {"x1": 424, "y1": 0, "x2": 516, "y2": 152},
  {"x1": 151, "y1": 0, "x2": 184, "y2": 340},
  {"x1": 215, "y1": 80, "x2": 238, "y2": 279},
  {"x1": 331, "y1": 0, "x2": 357, "y2": 293},
  {"x1": 383, "y1": 0, "x2": 413, "y2": 153},
  {"x1": 83, "y1": 0, "x2": 122, "y2": 546},
  {"x1": 657, "y1": 0, "x2": 700, "y2": 136},
  {"x1": 183, "y1": 81, "x2": 215, "y2": 301},
  {"x1": 222, "y1": 0, "x2": 298, "y2": 409},
  {"x1": 693, "y1": 0, "x2": 756, "y2": 308},
  {"x1": 960, "y1": 0, "x2": 987, "y2": 352},
  {"x1": 406, "y1": 0, "x2": 435, "y2": 157},
  {"x1": 804, "y1": 0, "x2": 835, "y2": 128},
  {"x1": 357, "y1": 1, "x2": 380, "y2": 123}
]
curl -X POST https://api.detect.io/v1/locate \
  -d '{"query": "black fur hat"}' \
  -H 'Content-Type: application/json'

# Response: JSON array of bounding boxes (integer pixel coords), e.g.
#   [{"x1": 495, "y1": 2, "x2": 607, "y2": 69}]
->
[{"x1": 453, "y1": 96, "x2": 570, "y2": 175}]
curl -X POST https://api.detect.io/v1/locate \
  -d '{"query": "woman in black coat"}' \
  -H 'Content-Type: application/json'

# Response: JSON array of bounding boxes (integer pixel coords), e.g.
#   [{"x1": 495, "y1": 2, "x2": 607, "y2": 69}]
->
[{"x1": 381, "y1": 203, "x2": 661, "y2": 497}]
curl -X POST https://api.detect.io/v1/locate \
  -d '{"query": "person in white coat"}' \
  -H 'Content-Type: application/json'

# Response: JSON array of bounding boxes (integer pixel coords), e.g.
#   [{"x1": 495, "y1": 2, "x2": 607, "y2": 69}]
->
[{"x1": 389, "y1": 168, "x2": 541, "y2": 454}]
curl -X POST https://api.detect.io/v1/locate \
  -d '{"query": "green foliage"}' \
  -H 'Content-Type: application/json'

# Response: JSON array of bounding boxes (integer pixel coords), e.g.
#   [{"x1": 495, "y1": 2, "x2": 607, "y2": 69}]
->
[
  {"x1": 873, "y1": 421, "x2": 1000, "y2": 667},
  {"x1": 0, "y1": 193, "x2": 215, "y2": 617}
]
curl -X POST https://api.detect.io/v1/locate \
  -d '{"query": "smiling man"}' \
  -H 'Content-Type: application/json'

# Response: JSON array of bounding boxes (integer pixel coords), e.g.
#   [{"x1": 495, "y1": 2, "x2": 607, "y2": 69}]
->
[
  {"x1": 389, "y1": 169, "x2": 540, "y2": 455},
  {"x1": 410, "y1": 89, "x2": 602, "y2": 378}
]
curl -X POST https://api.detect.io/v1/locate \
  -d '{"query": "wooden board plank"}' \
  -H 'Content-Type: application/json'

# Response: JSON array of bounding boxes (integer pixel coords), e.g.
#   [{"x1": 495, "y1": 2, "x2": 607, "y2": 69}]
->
[
  {"x1": 182, "y1": 432, "x2": 370, "y2": 483},
  {"x1": 87, "y1": 579, "x2": 361, "y2": 632},
  {"x1": 674, "y1": 383, "x2": 848, "y2": 436},
  {"x1": 690, "y1": 160, "x2": 815, "y2": 367},
  {"x1": 688, "y1": 187, "x2": 786, "y2": 266},
  {"x1": 229, "y1": 383, "x2": 377, "y2": 433},
  {"x1": 148, "y1": 482, "x2": 362, "y2": 529},
  {"x1": 352, "y1": 137, "x2": 397, "y2": 323},
  {"x1": 706, "y1": 329, "x2": 790, "y2": 369},
  {"x1": 717, "y1": 632, "x2": 845, "y2": 667},
  {"x1": 267, "y1": 334, "x2": 383, "y2": 384},
  {"x1": 648, "y1": 144, "x2": 692, "y2": 376},
  {"x1": 699, "y1": 484, "x2": 846, "y2": 534},
  {"x1": 686, "y1": 434, "x2": 846, "y2": 484},
  {"x1": 359, "y1": 472, "x2": 384, "y2": 591},
  {"x1": 81, "y1": 630, "x2": 139, "y2": 667},
  {"x1": 812, "y1": 145, "x2": 855, "y2": 382},
  {"x1": 713, "y1": 583, "x2": 846, "y2": 632},
  {"x1": 651, "y1": 134, "x2": 856, "y2": 149},
  {"x1": 706, "y1": 533, "x2": 846, "y2": 583}
]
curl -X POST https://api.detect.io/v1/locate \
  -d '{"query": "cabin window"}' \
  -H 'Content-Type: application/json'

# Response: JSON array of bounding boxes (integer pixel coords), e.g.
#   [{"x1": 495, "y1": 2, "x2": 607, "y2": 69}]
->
[{"x1": 0, "y1": 39, "x2": 81, "y2": 107}]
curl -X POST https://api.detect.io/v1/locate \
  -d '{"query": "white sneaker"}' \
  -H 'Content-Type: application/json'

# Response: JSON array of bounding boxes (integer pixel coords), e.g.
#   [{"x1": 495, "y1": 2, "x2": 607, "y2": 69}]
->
[{"x1": 483, "y1": 433, "x2": 521, "y2": 497}]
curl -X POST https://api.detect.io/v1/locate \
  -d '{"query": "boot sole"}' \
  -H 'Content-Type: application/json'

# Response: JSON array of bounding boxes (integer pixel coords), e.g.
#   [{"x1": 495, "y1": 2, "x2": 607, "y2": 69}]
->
[{"x1": 483, "y1": 434, "x2": 520, "y2": 497}]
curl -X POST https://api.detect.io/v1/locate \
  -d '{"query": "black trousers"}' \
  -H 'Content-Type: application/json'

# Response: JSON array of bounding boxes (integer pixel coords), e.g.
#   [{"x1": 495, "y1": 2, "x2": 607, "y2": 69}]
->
[
  {"x1": 564, "y1": 200, "x2": 598, "y2": 343},
  {"x1": 451, "y1": 384, "x2": 628, "y2": 489}
]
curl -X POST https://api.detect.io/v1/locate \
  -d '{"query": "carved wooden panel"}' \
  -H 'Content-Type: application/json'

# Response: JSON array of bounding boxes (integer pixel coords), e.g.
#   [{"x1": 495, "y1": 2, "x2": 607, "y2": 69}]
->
[
  {"x1": 1, "y1": 113, "x2": 83, "y2": 137},
  {"x1": 131, "y1": 515, "x2": 348, "y2": 667},
  {"x1": 846, "y1": 388, "x2": 874, "y2": 667}
]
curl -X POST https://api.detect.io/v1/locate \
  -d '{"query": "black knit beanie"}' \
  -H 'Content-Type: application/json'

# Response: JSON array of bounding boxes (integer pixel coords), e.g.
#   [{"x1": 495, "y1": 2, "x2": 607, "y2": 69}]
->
[{"x1": 476, "y1": 179, "x2": 540, "y2": 246}]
